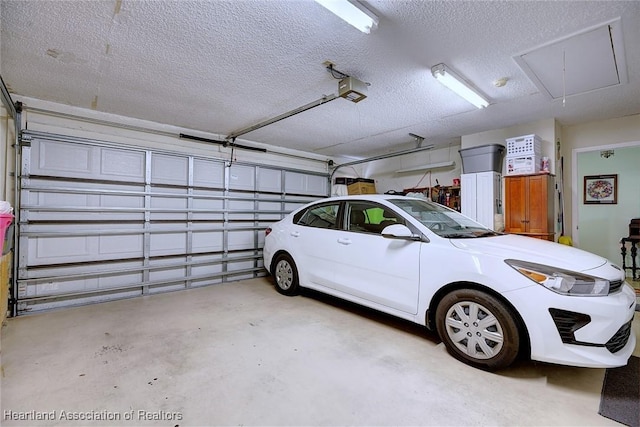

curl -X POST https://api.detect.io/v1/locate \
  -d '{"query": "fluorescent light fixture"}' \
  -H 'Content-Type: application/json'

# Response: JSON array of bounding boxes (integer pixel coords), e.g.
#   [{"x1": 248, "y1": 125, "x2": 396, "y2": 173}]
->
[
  {"x1": 395, "y1": 161, "x2": 455, "y2": 173},
  {"x1": 431, "y1": 63, "x2": 489, "y2": 109},
  {"x1": 314, "y1": 0, "x2": 379, "y2": 34}
]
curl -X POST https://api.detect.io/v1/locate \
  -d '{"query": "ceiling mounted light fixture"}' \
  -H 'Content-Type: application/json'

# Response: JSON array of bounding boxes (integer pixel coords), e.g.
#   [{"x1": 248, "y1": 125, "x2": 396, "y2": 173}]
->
[
  {"x1": 431, "y1": 63, "x2": 489, "y2": 109},
  {"x1": 314, "y1": 0, "x2": 379, "y2": 34}
]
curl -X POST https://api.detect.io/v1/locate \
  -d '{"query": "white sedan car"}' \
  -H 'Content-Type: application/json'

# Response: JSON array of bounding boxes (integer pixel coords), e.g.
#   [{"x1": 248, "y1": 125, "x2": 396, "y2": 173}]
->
[{"x1": 263, "y1": 194, "x2": 636, "y2": 370}]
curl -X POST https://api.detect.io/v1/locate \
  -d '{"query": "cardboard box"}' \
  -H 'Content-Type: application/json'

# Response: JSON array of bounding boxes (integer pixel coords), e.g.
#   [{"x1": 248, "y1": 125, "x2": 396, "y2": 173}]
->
[{"x1": 347, "y1": 180, "x2": 377, "y2": 195}]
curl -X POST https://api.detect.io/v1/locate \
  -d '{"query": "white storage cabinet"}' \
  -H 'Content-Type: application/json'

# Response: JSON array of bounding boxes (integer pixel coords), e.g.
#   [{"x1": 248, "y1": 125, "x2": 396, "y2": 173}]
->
[{"x1": 461, "y1": 171, "x2": 502, "y2": 230}]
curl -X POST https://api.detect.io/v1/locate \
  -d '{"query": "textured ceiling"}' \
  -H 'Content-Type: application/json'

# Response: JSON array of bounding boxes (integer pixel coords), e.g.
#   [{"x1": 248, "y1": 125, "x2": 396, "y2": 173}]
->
[{"x1": 1, "y1": 0, "x2": 639, "y2": 159}]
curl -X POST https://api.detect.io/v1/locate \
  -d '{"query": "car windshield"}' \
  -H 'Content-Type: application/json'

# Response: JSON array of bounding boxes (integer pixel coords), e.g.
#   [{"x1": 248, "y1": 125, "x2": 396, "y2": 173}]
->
[{"x1": 388, "y1": 198, "x2": 500, "y2": 238}]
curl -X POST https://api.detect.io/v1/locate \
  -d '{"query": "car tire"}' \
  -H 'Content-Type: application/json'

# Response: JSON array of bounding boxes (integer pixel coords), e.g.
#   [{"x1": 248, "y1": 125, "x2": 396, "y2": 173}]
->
[
  {"x1": 435, "y1": 289, "x2": 521, "y2": 371},
  {"x1": 272, "y1": 254, "x2": 300, "y2": 296}
]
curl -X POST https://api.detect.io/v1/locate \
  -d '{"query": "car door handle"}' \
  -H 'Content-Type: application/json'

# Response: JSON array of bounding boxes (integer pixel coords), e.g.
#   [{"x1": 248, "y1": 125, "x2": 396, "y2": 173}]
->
[
  {"x1": 290, "y1": 231, "x2": 300, "y2": 237},
  {"x1": 337, "y1": 238, "x2": 352, "y2": 245}
]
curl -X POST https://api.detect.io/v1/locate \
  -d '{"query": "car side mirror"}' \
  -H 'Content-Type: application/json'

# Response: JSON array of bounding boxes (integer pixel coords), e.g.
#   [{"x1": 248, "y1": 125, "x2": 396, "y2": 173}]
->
[{"x1": 381, "y1": 224, "x2": 422, "y2": 241}]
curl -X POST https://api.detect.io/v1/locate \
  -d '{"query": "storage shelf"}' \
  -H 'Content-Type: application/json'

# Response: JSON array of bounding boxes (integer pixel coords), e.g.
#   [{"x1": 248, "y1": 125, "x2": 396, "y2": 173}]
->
[{"x1": 403, "y1": 185, "x2": 461, "y2": 211}]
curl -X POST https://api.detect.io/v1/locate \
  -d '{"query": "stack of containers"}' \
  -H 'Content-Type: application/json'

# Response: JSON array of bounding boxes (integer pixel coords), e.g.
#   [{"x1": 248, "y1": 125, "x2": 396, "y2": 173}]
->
[
  {"x1": 1, "y1": 201, "x2": 14, "y2": 255},
  {"x1": 505, "y1": 134, "x2": 542, "y2": 175}
]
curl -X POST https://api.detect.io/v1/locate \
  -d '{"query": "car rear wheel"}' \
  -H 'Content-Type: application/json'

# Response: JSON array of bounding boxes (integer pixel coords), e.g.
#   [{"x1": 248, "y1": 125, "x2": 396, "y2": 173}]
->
[
  {"x1": 435, "y1": 289, "x2": 520, "y2": 370},
  {"x1": 272, "y1": 254, "x2": 300, "y2": 296}
]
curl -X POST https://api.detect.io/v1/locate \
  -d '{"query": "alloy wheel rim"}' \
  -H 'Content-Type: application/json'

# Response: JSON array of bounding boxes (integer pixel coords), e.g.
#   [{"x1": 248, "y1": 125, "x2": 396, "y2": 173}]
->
[{"x1": 444, "y1": 301, "x2": 504, "y2": 360}]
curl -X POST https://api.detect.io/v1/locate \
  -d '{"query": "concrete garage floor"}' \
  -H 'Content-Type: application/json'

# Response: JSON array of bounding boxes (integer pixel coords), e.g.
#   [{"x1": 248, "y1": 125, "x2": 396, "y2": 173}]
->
[{"x1": 1, "y1": 277, "x2": 638, "y2": 426}]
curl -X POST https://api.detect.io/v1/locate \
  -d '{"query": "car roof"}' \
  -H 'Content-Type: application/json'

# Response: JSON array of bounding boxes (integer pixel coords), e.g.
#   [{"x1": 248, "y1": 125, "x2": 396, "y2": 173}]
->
[{"x1": 321, "y1": 194, "x2": 422, "y2": 202}]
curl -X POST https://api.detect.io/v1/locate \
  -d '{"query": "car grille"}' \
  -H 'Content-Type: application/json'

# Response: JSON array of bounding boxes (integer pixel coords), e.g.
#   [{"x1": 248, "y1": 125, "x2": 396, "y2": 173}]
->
[
  {"x1": 549, "y1": 308, "x2": 633, "y2": 352},
  {"x1": 605, "y1": 320, "x2": 633, "y2": 353},
  {"x1": 608, "y1": 280, "x2": 623, "y2": 294},
  {"x1": 548, "y1": 308, "x2": 592, "y2": 343}
]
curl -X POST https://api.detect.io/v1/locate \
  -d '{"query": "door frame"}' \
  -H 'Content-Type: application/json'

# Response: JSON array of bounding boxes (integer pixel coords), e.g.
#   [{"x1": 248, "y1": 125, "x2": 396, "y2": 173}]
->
[{"x1": 571, "y1": 140, "x2": 640, "y2": 246}]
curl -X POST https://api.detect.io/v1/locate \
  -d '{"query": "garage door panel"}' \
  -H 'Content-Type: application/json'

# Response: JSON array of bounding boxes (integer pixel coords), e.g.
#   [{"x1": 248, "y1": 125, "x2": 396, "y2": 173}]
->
[
  {"x1": 305, "y1": 174, "x2": 328, "y2": 195},
  {"x1": 34, "y1": 140, "x2": 93, "y2": 176},
  {"x1": 17, "y1": 131, "x2": 328, "y2": 313},
  {"x1": 151, "y1": 154, "x2": 189, "y2": 185},
  {"x1": 149, "y1": 265, "x2": 187, "y2": 282},
  {"x1": 101, "y1": 148, "x2": 145, "y2": 180},
  {"x1": 98, "y1": 234, "x2": 144, "y2": 257},
  {"x1": 229, "y1": 165, "x2": 255, "y2": 191},
  {"x1": 228, "y1": 198, "x2": 255, "y2": 220},
  {"x1": 24, "y1": 190, "x2": 145, "y2": 222},
  {"x1": 193, "y1": 159, "x2": 224, "y2": 188},
  {"x1": 26, "y1": 277, "x2": 97, "y2": 297},
  {"x1": 22, "y1": 259, "x2": 145, "y2": 280},
  {"x1": 192, "y1": 197, "x2": 224, "y2": 220},
  {"x1": 285, "y1": 202, "x2": 307, "y2": 212},
  {"x1": 191, "y1": 256, "x2": 223, "y2": 277},
  {"x1": 257, "y1": 201, "x2": 283, "y2": 220},
  {"x1": 100, "y1": 193, "x2": 145, "y2": 220},
  {"x1": 227, "y1": 259, "x2": 258, "y2": 281},
  {"x1": 23, "y1": 179, "x2": 146, "y2": 221},
  {"x1": 189, "y1": 277, "x2": 223, "y2": 288},
  {"x1": 192, "y1": 231, "x2": 223, "y2": 253},
  {"x1": 257, "y1": 168, "x2": 282, "y2": 192},
  {"x1": 148, "y1": 283, "x2": 187, "y2": 294},
  {"x1": 26, "y1": 271, "x2": 144, "y2": 297},
  {"x1": 228, "y1": 230, "x2": 255, "y2": 251},
  {"x1": 29, "y1": 235, "x2": 95, "y2": 264},
  {"x1": 19, "y1": 289, "x2": 143, "y2": 313},
  {"x1": 150, "y1": 232, "x2": 187, "y2": 257},
  {"x1": 32, "y1": 140, "x2": 146, "y2": 183},
  {"x1": 285, "y1": 171, "x2": 328, "y2": 195},
  {"x1": 31, "y1": 190, "x2": 90, "y2": 207},
  {"x1": 27, "y1": 233, "x2": 144, "y2": 266},
  {"x1": 97, "y1": 271, "x2": 145, "y2": 289},
  {"x1": 150, "y1": 189, "x2": 188, "y2": 221}
]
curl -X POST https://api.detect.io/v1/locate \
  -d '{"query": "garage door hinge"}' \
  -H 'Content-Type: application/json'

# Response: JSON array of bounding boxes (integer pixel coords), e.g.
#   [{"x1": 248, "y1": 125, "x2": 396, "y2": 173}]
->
[{"x1": 19, "y1": 133, "x2": 32, "y2": 147}]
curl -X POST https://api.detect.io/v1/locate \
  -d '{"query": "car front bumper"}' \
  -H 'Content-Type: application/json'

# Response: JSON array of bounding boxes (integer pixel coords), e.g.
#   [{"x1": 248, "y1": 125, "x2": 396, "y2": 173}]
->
[{"x1": 505, "y1": 282, "x2": 637, "y2": 368}]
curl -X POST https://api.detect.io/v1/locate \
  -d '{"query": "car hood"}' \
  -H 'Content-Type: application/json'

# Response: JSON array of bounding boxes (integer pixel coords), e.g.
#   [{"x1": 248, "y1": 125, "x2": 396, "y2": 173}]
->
[{"x1": 448, "y1": 234, "x2": 608, "y2": 272}]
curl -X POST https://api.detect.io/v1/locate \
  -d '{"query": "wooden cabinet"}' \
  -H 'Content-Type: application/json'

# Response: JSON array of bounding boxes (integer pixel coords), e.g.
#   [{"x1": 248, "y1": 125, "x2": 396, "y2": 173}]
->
[{"x1": 504, "y1": 174, "x2": 554, "y2": 240}]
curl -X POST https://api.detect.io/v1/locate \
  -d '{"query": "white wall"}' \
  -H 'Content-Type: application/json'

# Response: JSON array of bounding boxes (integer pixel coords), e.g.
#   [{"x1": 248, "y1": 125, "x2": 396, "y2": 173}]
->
[
  {"x1": 362, "y1": 143, "x2": 462, "y2": 194},
  {"x1": 575, "y1": 145, "x2": 640, "y2": 265},
  {"x1": 562, "y1": 113, "x2": 640, "y2": 241}
]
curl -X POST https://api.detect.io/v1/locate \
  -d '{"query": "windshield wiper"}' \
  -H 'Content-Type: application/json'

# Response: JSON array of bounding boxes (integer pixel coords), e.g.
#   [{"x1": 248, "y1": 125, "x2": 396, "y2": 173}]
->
[
  {"x1": 475, "y1": 231, "x2": 500, "y2": 237},
  {"x1": 442, "y1": 233, "x2": 476, "y2": 238}
]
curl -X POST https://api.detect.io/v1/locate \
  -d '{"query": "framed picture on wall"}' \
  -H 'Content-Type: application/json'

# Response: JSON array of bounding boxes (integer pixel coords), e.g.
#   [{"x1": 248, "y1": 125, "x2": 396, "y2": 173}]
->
[{"x1": 584, "y1": 174, "x2": 617, "y2": 204}]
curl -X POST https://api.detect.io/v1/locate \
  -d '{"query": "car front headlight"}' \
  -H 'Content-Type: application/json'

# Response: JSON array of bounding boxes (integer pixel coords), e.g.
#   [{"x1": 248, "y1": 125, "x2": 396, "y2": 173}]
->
[{"x1": 505, "y1": 259, "x2": 609, "y2": 296}]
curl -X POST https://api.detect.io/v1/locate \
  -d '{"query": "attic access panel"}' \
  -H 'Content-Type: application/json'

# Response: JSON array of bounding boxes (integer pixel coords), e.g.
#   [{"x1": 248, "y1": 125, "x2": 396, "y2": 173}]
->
[{"x1": 514, "y1": 18, "x2": 627, "y2": 100}]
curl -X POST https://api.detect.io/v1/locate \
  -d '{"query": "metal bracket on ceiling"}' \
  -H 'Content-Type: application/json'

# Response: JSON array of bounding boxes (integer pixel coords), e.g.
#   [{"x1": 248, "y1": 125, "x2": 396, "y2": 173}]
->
[
  {"x1": 409, "y1": 133, "x2": 426, "y2": 148},
  {"x1": 325, "y1": 63, "x2": 350, "y2": 80}
]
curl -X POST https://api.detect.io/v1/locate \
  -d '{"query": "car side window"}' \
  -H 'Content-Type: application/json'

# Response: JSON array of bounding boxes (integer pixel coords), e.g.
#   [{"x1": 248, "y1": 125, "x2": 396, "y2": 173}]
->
[
  {"x1": 296, "y1": 203, "x2": 341, "y2": 229},
  {"x1": 346, "y1": 202, "x2": 404, "y2": 234}
]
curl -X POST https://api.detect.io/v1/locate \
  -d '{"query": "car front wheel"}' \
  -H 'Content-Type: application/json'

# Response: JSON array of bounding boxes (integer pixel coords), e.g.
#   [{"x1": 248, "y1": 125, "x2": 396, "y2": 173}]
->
[
  {"x1": 435, "y1": 289, "x2": 521, "y2": 370},
  {"x1": 272, "y1": 254, "x2": 300, "y2": 296}
]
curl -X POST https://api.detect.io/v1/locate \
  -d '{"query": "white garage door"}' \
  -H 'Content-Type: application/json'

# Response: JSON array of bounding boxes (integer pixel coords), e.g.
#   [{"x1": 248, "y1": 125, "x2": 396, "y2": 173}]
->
[{"x1": 16, "y1": 131, "x2": 328, "y2": 314}]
